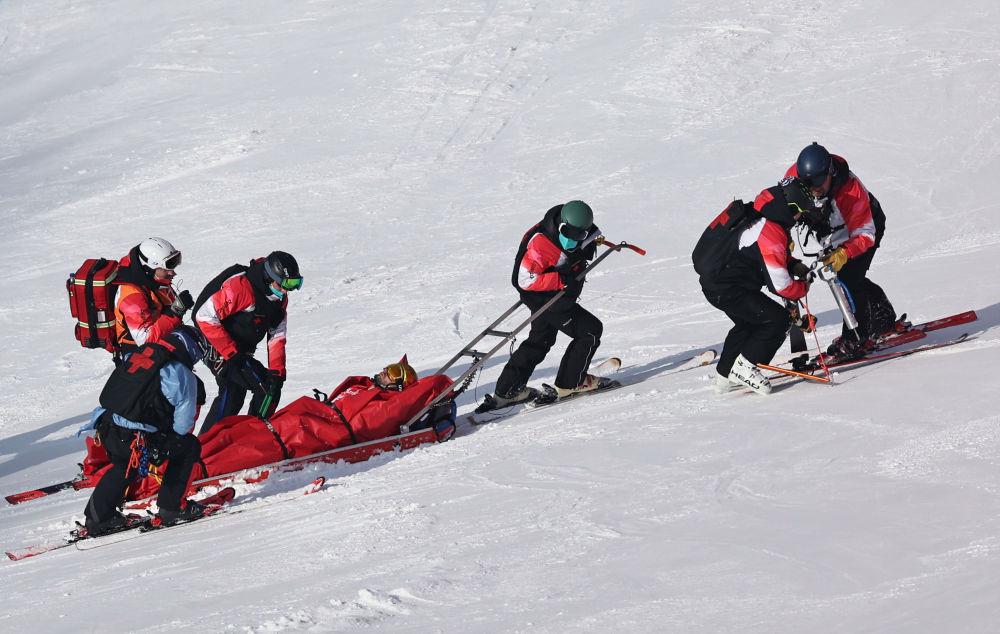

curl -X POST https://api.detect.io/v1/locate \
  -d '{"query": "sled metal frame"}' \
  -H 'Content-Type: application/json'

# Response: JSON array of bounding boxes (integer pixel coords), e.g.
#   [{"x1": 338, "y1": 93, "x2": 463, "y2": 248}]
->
[{"x1": 400, "y1": 240, "x2": 641, "y2": 432}]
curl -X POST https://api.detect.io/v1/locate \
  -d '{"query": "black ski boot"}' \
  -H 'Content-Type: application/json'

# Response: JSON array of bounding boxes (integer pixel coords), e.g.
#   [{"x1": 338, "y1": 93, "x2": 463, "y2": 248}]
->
[
  {"x1": 83, "y1": 511, "x2": 143, "y2": 538},
  {"x1": 155, "y1": 500, "x2": 206, "y2": 527},
  {"x1": 475, "y1": 385, "x2": 539, "y2": 413}
]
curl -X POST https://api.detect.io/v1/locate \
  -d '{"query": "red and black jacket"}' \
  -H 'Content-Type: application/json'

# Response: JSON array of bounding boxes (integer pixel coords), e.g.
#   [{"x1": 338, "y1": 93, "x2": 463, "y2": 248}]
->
[
  {"x1": 509, "y1": 204, "x2": 601, "y2": 304},
  {"x1": 193, "y1": 259, "x2": 288, "y2": 376},
  {"x1": 703, "y1": 185, "x2": 808, "y2": 301},
  {"x1": 785, "y1": 155, "x2": 885, "y2": 255}
]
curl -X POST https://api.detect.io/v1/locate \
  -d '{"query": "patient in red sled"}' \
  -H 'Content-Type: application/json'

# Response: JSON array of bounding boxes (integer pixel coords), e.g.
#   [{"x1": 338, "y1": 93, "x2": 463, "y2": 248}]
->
[{"x1": 81, "y1": 357, "x2": 456, "y2": 500}]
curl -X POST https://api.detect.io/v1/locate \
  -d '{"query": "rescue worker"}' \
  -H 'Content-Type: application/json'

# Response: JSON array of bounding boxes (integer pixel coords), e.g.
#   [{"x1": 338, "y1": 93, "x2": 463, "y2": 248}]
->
[
  {"x1": 194, "y1": 251, "x2": 302, "y2": 433},
  {"x1": 694, "y1": 178, "x2": 815, "y2": 394},
  {"x1": 113, "y1": 237, "x2": 193, "y2": 355},
  {"x1": 483, "y1": 200, "x2": 609, "y2": 410},
  {"x1": 785, "y1": 143, "x2": 898, "y2": 357},
  {"x1": 81, "y1": 326, "x2": 207, "y2": 535}
]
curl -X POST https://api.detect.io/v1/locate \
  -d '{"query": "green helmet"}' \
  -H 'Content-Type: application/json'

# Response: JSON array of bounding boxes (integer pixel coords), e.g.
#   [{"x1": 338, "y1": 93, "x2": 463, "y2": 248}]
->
[{"x1": 559, "y1": 200, "x2": 594, "y2": 231}]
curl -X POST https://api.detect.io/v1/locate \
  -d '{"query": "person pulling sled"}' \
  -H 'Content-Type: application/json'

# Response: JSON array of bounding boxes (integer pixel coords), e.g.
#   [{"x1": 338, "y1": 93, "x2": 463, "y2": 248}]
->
[{"x1": 482, "y1": 200, "x2": 612, "y2": 410}]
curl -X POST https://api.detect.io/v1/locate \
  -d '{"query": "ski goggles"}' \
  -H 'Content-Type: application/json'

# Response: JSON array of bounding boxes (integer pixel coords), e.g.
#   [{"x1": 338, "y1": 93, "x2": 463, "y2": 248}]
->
[
  {"x1": 558, "y1": 222, "x2": 589, "y2": 243},
  {"x1": 277, "y1": 276, "x2": 303, "y2": 291},
  {"x1": 382, "y1": 362, "x2": 416, "y2": 389},
  {"x1": 800, "y1": 169, "x2": 831, "y2": 189},
  {"x1": 163, "y1": 251, "x2": 182, "y2": 271}
]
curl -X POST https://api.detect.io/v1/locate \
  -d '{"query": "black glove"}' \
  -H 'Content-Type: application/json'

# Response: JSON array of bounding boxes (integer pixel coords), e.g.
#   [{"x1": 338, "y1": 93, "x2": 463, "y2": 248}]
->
[
  {"x1": 789, "y1": 259, "x2": 810, "y2": 280},
  {"x1": 234, "y1": 356, "x2": 269, "y2": 394},
  {"x1": 557, "y1": 260, "x2": 587, "y2": 287},
  {"x1": 146, "y1": 432, "x2": 173, "y2": 466},
  {"x1": 149, "y1": 432, "x2": 197, "y2": 466},
  {"x1": 221, "y1": 352, "x2": 249, "y2": 379},
  {"x1": 169, "y1": 290, "x2": 195, "y2": 317},
  {"x1": 263, "y1": 369, "x2": 285, "y2": 394},
  {"x1": 221, "y1": 352, "x2": 265, "y2": 394}
]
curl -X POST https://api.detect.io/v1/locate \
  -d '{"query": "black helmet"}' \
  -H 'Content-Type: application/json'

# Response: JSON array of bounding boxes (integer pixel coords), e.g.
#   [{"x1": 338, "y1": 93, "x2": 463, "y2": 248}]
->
[
  {"x1": 263, "y1": 251, "x2": 303, "y2": 291},
  {"x1": 796, "y1": 142, "x2": 832, "y2": 188},
  {"x1": 163, "y1": 325, "x2": 207, "y2": 369},
  {"x1": 780, "y1": 177, "x2": 813, "y2": 216}
]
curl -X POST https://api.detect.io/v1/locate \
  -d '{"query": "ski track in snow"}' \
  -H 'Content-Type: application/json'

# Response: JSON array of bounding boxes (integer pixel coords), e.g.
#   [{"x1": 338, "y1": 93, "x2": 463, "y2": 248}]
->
[{"x1": 2, "y1": 1, "x2": 1000, "y2": 632}]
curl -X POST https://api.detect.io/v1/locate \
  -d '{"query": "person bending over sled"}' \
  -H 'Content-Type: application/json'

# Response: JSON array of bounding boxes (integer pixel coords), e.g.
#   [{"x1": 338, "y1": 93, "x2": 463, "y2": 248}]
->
[
  {"x1": 483, "y1": 200, "x2": 611, "y2": 410},
  {"x1": 79, "y1": 326, "x2": 208, "y2": 536},
  {"x1": 785, "y1": 142, "x2": 898, "y2": 358},
  {"x1": 194, "y1": 251, "x2": 302, "y2": 434},
  {"x1": 693, "y1": 178, "x2": 815, "y2": 395},
  {"x1": 118, "y1": 357, "x2": 456, "y2": 501}
]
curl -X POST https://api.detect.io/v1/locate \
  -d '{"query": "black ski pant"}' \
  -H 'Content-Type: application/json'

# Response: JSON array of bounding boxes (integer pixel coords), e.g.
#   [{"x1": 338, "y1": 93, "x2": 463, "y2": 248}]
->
[
  {"x1": 704, "y1": 286, "x2": 791, "y2": 377},
  {"x1": 495, "y1": 296, "x2": 603, "y2": 395},
  {"x1": 837, "y1": 246, "x2": 895, "y2": 340},
  {"x1": 84, "y1": 413, "x2": 201, "y2": 525}
]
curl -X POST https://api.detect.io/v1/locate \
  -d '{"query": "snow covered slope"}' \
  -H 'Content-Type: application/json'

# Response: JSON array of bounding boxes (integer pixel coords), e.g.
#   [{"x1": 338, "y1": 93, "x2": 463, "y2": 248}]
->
[{"x1": 2, "y1": 1, "x2": 999, "y2": 631}]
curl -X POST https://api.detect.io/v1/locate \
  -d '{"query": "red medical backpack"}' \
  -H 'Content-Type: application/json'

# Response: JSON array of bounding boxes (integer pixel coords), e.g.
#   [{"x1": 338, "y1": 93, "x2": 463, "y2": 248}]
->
[{"x1": 67, "y1": 258, "x2": 119, "y2": 352}]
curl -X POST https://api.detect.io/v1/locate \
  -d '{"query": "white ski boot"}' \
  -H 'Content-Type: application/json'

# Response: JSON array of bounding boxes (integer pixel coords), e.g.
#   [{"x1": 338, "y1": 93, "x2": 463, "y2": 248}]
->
[
  {"x1": 711, "y1": 371, "x2": 739, "y2": 394},
  {"x1": 728, "y1": 354, "x2": 772, "y2": 395}
]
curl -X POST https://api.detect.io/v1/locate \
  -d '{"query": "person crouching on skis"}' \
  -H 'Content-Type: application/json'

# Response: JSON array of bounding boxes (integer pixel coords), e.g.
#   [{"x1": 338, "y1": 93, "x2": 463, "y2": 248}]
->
[
  {"x1": 80, "y1": 326, "x2": 208, "y2": 536},
  {"x1": 486, "y1": 200, "x2": 609, "y2": 409},
  {"x1": 694, "y1": 178, "x2": 815, "y2": 395},
  {"x1": 785, "y1": 142, "x2": 898, "y2": 358}
]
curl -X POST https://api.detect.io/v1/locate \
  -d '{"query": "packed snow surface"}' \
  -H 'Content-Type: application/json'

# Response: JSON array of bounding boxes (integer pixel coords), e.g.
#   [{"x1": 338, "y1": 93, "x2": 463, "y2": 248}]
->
[{"x1": 1, "y1": 1, "x2": 999, "y2": 632}]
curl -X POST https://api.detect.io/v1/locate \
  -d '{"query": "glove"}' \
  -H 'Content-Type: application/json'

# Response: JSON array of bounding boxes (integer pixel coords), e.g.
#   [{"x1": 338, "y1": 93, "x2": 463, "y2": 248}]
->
[
  {"x1": 789, "y1": 259, "x2": 810, "y2": 280},
  {"x1": 221, "y1": 352, "x2": 266, "y2": 393},
  {"x1": 169, "y1": 290, "x2": 195, "y2": 317},
  {"x1": 150, "y1": 432, "x2": 197, "y2": 466},
  {"x1": 787, "y1": 305, "x2": 816, "y2": 333},
  {"x1": 146, "y1": 432, "x2": 176, "y2": 467},
  {"x1": 823, "y1": 247, "x2": 849, "y2": 272},
  {"x1": 221, "y1": 352, "x2": 249, "y2": 379},
  {"x1": 262, "y1": 369, "x2": 285, "y2": 394},
  {"x1": 239, "y1": 356, "x2": 270, "y2": 394},
  {"x1": 558, "y1": 260, "x2": 586, "y2": 287}
]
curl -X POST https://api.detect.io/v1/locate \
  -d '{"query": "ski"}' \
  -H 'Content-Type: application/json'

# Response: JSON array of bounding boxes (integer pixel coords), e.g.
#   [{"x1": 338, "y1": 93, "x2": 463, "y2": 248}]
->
[
  {"x1": 468, "y1": 350, "x2": 716, "y2": 426},
  {"x1": 785, "y1": 309, "x2": 978, "y2": 371},
  {"x1": 5, "y1": 487, "x2": 235, "y2": 561},
  {"x1": 764, "y1": 333, "x2": 972, "y2": 384},
  {"x1": 5, "y1": 514, "x2": 151, "y2": 561},
  {"x1": 81, "y1": 477, "x2": 326, "y2": 550},
  {"x1": 823, "y1": 333, "x2": 972, "y2": 370},
  {"x1": 5, "y1": 475, "x2": 96, "y2": 506},
  {"x1": 471, "y1": 357, "x2": 622, "y2": 417},
  {"x1": 136, "y1": 486, "x2": 237, "y2": 533},
  {"x1": 899, "y1": 309, "x2": 976, "y2": 335}
]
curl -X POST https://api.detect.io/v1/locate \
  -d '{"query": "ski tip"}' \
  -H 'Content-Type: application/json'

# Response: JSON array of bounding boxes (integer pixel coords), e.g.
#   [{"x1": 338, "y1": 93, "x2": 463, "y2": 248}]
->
[
  {"x1": 5, "y1": 492, "x2": 41, "y2": 505},
  {"x1": 304, "y1": 477, "x2": 326, "y2": 495}
]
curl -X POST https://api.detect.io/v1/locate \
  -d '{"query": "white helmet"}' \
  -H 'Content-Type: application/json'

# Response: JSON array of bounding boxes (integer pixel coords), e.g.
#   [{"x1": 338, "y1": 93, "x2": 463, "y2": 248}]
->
[{"x1": 138, "y1": 237, "x2": 182, "y2": 270}]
